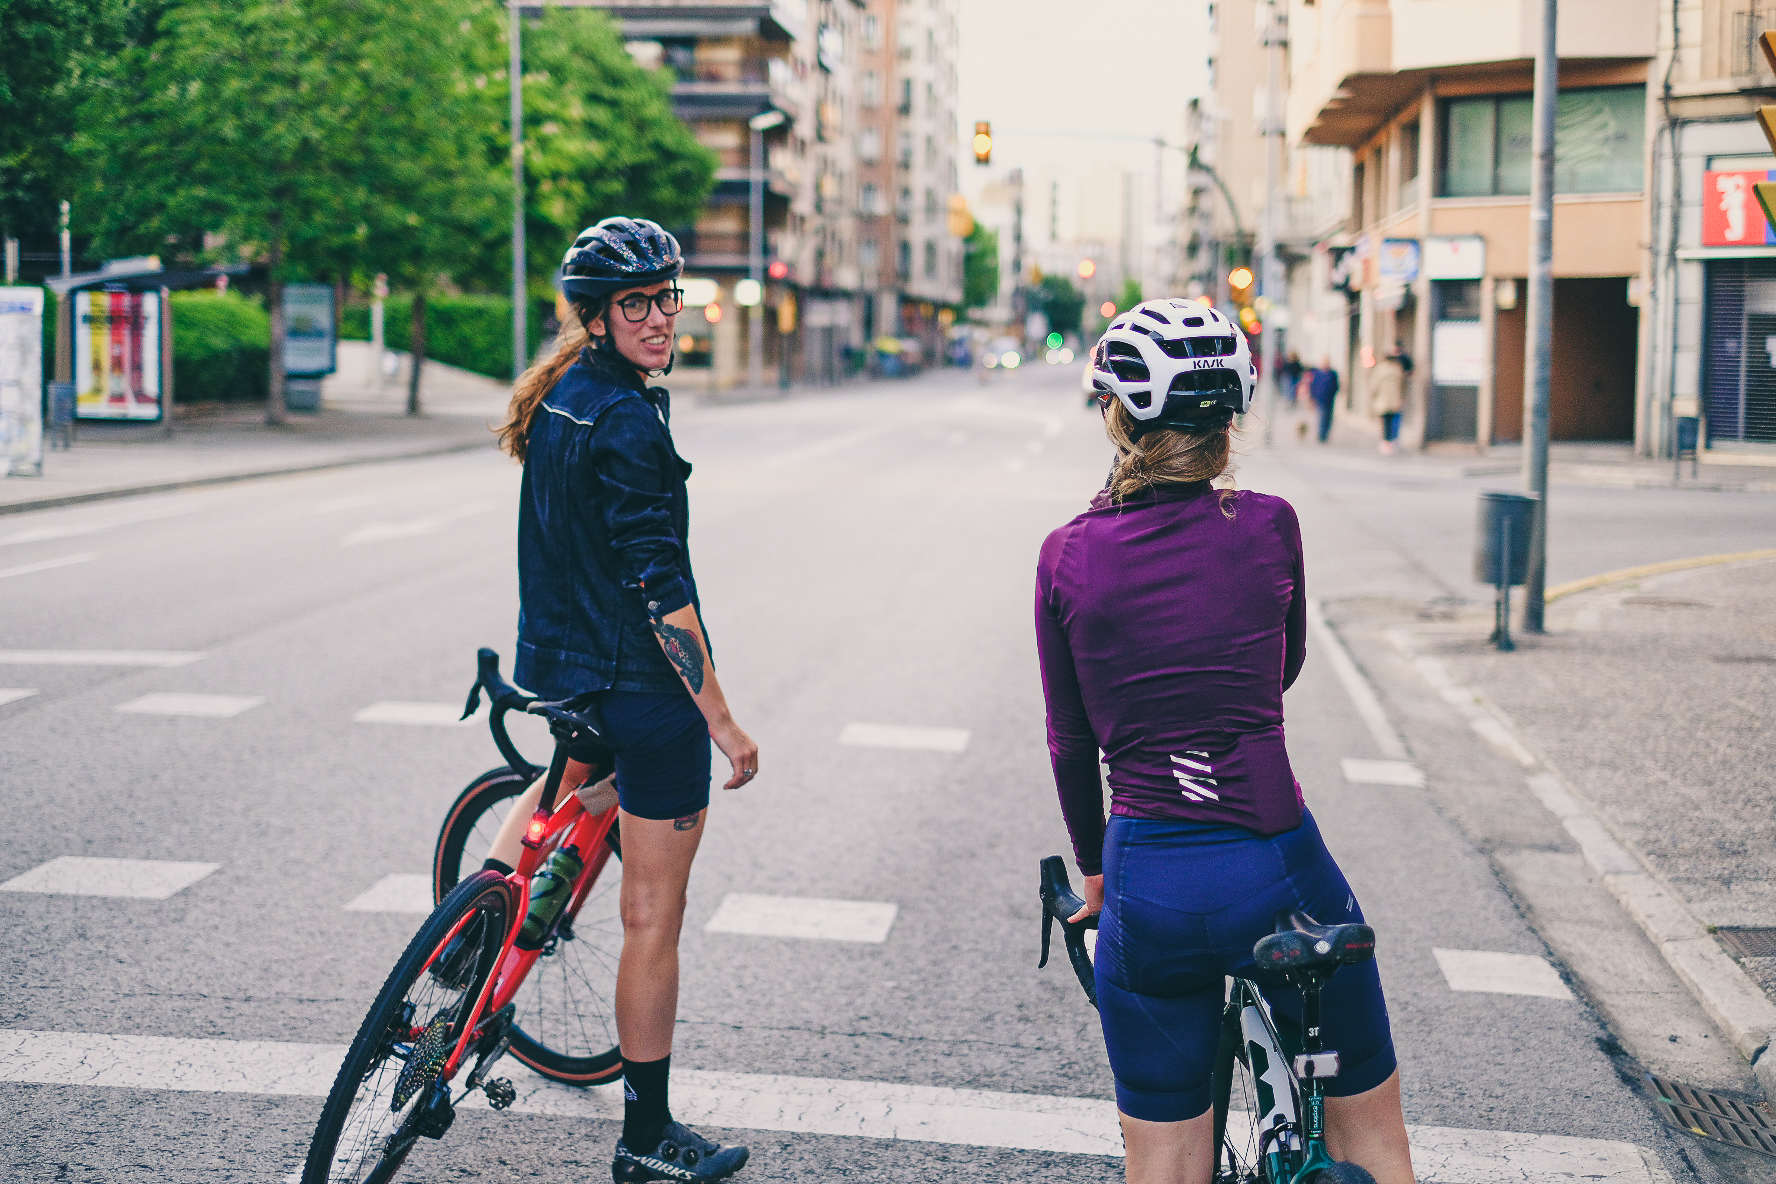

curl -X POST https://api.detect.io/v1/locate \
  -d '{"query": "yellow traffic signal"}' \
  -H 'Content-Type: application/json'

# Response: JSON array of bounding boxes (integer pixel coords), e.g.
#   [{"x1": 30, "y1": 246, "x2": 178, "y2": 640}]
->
[
  {"x1": 973, "y1": 121, "x2": 992, "y2": 165},
  {"x1": 1228, "y1": 267, "x2": 1255, "y2": 297}
]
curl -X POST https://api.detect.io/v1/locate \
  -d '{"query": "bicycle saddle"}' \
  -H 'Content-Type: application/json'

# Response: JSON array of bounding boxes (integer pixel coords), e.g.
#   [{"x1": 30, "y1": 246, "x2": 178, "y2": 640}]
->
[
  {"x1": 1253, "y1": 909, "x2": 1375, "y2": 971},
  {"x1": 526, "y1": 693, "x2": 609, "y2": 747}
]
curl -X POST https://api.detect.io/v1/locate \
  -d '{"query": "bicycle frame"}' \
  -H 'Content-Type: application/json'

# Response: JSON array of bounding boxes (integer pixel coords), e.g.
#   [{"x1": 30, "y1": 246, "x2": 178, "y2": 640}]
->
[
  {"x1": 1220, "y1": 977, "x2": 1339, "y2": 1184},
  {"x1": 438, "y1": 748, "x2": 620, "y2": 1087}
]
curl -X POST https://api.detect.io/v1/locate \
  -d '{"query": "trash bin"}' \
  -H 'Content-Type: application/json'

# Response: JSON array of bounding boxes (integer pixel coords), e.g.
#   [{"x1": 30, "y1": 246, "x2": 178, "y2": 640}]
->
[
  {"x1": 1473, "y1": 491, "x2": 1537, "y2": 587},
  {"x1": 47, "y1": 380, "x2": 75, "y2": 451}
]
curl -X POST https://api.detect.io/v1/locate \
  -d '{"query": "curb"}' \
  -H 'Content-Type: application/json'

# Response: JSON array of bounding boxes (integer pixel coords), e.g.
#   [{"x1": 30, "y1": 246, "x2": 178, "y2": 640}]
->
[
  {"x1": 0, "y1": 439, "x2": 491, "y2": 517},
  {"x1": 1381, "y1": 625, "x2": 1776, "y2": 1101},
  {"x1": 1545, "y1": 548, "x2": 1776, "y2": 603}
]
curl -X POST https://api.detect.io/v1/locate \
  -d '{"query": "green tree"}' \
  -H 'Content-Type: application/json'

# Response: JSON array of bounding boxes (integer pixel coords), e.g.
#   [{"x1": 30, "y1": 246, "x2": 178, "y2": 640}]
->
[
  {"x1": 1118, "y1": 277, "x2": 1143, "y2": 313},
  {"x1": 962, "y1": 224, "x2": 998, "y2": 310},
  {"x1": 1037, "y1": 274, "x2": 1084, "y2": 337}
]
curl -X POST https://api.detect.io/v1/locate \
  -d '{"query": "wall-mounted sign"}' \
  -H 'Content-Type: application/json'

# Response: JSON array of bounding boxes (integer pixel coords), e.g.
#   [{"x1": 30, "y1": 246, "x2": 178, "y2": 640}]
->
[
  {"x1": 283, "y1": 283, "x2": 336, "y2": 375},
  {"x1": 0, "y1": 287, "x2": 44, "y2": 475},
  {"x1": 1378, "y1": 238, "x2": 1420, "y2": 284},
  {"x1": 75, "y1": 289, "x2": 161, "y2": 420},
  {"x1": 1702, "y1": 170, "x2": 1776, "y2": 246},
  {"x1": 1423, "y1": 235, "x2": 1487, "y2": 279},
  {"x1": 1432, "y1": 320, "x2": 1485, "y2": 386}
]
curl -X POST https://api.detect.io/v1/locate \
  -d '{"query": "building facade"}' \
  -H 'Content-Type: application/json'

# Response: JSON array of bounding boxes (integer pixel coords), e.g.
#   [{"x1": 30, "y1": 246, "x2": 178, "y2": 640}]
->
[
  {"x1": 605, "y1": 0, "x2": 960, "y2": 391},
  {"x1": 1283, "y1": 0, "x2": 1656, "y2": 450}
]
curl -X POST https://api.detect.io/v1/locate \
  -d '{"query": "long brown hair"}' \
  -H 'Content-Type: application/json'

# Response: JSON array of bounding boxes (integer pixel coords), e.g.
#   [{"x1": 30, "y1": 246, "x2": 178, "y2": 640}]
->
[
  {"x1": 497, "y1": 305, "x2": 597, "y2": 463},
  {"x1": 1102, "y1": 399, "x2": 1237, "y2": 515}
]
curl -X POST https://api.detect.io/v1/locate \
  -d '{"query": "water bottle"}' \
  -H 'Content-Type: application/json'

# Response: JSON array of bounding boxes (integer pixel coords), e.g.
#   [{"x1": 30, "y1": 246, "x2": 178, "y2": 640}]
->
[{"x1": 518, "y1": 844, "x2": 582, "y2": 948}]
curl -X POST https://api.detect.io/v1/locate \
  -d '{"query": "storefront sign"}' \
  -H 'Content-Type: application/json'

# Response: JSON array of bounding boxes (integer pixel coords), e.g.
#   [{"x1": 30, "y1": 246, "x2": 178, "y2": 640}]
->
[
  {"x1": 283, "y1": 283, "x2": 336, "y2": 375},
  {"x1": 1432, "y1": 320, "x2": 1485, "y2": 385},
  {"x1": 1378, "y1": 238, "x2": 1421, "y2": 284},
  {"x1": 75, "y1": 289, "x2": 161, "y2": 420},
  {"x1": 1702, "y1": 170, "x2": 1776, "y2": 246},
  {"x1": 0, "y1": 287, "x2": 44, "y2": 475},
  {"x1": 1423, "y1": 235, "x2": 1486, "y2": 279}
]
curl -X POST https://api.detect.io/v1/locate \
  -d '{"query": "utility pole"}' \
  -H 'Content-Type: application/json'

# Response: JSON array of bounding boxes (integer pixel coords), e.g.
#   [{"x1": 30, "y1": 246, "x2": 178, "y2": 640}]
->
[
  {"x1": 509, "y1": 1, "x2": 527, "y2": 380},
  {"x1": 59, "y1": 201, "x2": 71, "y2": 277},
  {"x1": 1257, "y1": 0, "x2": 1285, "y2": 448},
  {"x1": 1521, "y1": 0, "x2": 1557, "y2": 632},
  {"x1": 1010, "y1": 168, "x2": 1025, "y2": 332}
]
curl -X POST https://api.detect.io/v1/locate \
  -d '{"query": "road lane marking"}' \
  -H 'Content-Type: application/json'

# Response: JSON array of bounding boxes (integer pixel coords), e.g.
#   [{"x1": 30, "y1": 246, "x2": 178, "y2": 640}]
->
[
  {"x1": 0, "y1": 650, "x2": 204, "y2": 667},
  {"x1": 0, "y1": 552, "x2": 95, "y2": 580},
  {"x1": 0, "y1": 858, "x2": 218, "y2": 900},
  {"x1": 1433, "y1": 948, "x2": 1575, "y2": 1000},
  {"x1": 0, "y1": 504, "x2": 198, "y2": 548},
  {"x1": 342, "y1": 502, "x2": 490, "y2": 546},
  {"x1": 116, "y1": 693, "x2": 263, "y2": 718},
  {"x1": 838, "y1": 722, "x2": 970, "y2": 752},
  {"x1": 0, "y1": 1028, "x2": 1673, "y2": 1180},
  {"x1": 343, "y1": 874, "x2": 434, "y2": 913},
  {"x1": 1306, "y1": 600, "x2": 1409, "y2": 760},
  {"x1": 0, "y1": 688, "x2": 37, "y2": 707},
  {"x1": 1340, "y1": 758, "x2": 1426, "y2": 787},
  {"x1": 766, "y1": 421, "x2": 905, "y2": 467},
  {"x1": 704, "y1": 893, "x2": 898, "y2": 943},
  {"x1": 353, "y1": 700, "x2": 475, "y2": 726}
]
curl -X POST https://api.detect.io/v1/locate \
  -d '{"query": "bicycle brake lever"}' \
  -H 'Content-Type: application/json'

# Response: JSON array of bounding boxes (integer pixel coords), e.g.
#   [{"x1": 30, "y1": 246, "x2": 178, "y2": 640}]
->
[
  {"x1": 461, "y1": 681, "x2": 484, "y2": 722},
  {"x1": 1039, "y1": 906, "x2": 1054, "y2": 970}
]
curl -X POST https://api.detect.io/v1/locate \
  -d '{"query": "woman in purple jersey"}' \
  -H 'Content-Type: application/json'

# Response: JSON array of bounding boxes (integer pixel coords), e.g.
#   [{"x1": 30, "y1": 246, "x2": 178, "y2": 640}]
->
[{"x1": 1038, "y1": 301, "x2": 1415, "y2": 1184}]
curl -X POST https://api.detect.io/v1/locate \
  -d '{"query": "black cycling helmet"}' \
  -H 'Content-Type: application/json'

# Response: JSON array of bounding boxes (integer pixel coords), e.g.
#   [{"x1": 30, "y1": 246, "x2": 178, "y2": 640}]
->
[{"x1": 560, "y1": 216, "x2": 684, "y2": 302}]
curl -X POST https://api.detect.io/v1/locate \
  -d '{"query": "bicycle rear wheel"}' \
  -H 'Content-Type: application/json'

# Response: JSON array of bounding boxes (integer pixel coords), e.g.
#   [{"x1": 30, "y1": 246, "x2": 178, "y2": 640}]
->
[
  {"x1": 304, "y1": 870, "x2": 512, "y2": 1184},
  {"x1": 1212, "y1": 980, "x2": 1303, "y2": 1184},
  {"x1": 434, "y1": 768, "x2": 623, "y2": 1085}
]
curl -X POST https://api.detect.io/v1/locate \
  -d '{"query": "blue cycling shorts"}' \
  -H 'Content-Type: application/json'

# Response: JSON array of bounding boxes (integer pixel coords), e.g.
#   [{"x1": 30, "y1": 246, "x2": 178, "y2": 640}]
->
[
  {"x1": 1094, "y1": 809, "x2": 1397, "y2": 1122},
  {"x1": 567, "y1": 690, "x2": 710, "y2": 821}
]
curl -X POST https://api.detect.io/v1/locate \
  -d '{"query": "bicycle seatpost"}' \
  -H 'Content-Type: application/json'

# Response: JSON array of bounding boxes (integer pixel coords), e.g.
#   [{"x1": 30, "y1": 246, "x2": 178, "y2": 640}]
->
[{"x1": 522, "y1": 746, "x2": 572, "y2": 852}]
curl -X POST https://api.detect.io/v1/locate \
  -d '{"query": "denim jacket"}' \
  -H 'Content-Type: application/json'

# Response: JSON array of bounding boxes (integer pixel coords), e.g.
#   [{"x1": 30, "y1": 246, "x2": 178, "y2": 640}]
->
[{"x1": 514, "y1": 351, "x2": 700, "y2": 698}]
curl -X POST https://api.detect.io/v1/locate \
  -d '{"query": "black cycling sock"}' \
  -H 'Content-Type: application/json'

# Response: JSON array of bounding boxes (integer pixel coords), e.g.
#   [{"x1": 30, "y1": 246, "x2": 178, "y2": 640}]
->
[
  {"x1": 621, "y1": 1055, "x2": 671, "y2": 1151},
  {"x1": 482, "y1": 858, "x2": 514, "y2": 876}
]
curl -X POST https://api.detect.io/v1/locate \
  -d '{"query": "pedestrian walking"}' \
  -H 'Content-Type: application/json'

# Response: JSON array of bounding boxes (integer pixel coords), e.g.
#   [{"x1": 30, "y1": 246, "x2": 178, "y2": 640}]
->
[
  {"x1": 1280, "y1": 351, "x2": 1304, "y2": 406},
  {"x1": 1369, "y1": 345, "x2": 1406, "y2": 455},
  {"x1": 1041, "y1": 299, "x2": 1415, "y2": 1184},
  {"x1": 1307, "y1": 357, "x2": 1340, "y2": 444},
  {"x1": 487, "y1": 217, "x2": 758, "y2": 1183}
]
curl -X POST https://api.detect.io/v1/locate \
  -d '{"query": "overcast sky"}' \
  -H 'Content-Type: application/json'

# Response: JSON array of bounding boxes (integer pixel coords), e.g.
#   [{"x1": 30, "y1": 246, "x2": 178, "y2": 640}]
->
[{"x1": 954, "y1": 0, "x2": 1211, "y2": 198}]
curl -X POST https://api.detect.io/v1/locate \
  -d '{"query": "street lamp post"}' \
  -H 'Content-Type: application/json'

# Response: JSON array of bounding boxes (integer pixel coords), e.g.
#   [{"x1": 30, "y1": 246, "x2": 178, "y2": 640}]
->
[
  {"x1": 1257, "y1": 0, "x2": 1285, "y2": 448},
  {"x1": 1521, "y1": 0, "x2": 1558, "y2": 632},
  {"x1": 509, "y1": 1, "x2": 526, "y2": 381},
  {"x1": 747, "y1": 109, "x2": 786, "y2": 392}
]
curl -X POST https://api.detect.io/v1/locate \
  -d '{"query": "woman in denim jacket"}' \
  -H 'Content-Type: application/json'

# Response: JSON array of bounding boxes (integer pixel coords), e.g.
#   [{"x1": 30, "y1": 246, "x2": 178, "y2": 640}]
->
[{"x1": 485, "y1": 217, "x2": 757, "y2": 1184}]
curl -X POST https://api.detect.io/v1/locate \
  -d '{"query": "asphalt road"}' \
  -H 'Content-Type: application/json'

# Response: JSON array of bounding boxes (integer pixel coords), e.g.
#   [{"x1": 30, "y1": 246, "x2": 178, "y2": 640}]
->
[{"x1": 0, "y1": 362, "x2": 1756, "y2": 1182}]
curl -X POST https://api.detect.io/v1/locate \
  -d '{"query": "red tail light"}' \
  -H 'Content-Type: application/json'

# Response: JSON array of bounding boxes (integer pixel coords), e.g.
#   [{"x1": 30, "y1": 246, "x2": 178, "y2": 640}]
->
[{"x1": 521, "y1": 810, "x2": 549, "y2": 849}]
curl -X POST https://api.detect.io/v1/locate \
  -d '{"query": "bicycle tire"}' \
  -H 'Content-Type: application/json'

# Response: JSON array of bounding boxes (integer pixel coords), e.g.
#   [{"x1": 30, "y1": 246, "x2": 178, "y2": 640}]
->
[
  {"x1": 303, "y1": 870, "x2": 513, "y2": 1184},
  {"x1": 1212, "y1": 979, "x2": 1304, "y2": 1184},
  {"x1": 433, "y1": 767, "x2": 624, "y2": 1085},
  {"x1": 1303, "y1": 1162, "x2": 1379, "y2": 1184}
]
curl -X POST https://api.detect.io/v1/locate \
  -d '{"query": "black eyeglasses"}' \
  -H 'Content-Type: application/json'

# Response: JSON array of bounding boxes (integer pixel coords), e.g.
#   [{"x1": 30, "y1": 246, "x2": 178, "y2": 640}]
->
[{"x1": 612, "y1": 288, "x2": 684, "y2": 322}]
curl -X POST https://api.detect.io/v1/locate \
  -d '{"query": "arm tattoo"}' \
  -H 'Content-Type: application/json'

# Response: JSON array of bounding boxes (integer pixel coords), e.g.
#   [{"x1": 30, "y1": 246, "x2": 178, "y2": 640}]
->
[{"x1": 651, "y1": 620, "x2": 706, "y2": 693}]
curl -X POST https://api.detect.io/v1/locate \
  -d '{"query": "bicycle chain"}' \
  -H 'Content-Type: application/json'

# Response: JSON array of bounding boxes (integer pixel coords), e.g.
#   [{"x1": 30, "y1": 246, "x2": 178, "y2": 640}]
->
[{"x1": 392, "y1": 1010, "x2": 456, "y2": 1110}]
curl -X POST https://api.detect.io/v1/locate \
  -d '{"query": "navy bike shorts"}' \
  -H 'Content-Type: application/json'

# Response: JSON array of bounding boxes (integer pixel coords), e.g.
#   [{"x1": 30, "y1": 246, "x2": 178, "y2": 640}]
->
[
  {"x1": 1094, "y1": 809, "x2": 1397, "y2": 1122},
  {"x1": 565, "y1": 690, "x2": 711, "y2": 821}
]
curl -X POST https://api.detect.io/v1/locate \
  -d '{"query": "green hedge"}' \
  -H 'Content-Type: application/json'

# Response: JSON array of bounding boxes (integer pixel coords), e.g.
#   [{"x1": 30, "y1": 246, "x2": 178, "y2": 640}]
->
[
  {"x1": 341, "y1": 293, "x2": 545, "y2": 379},
  {"x1": 169, "y1": 291, "x2": 269, "y2": 402}
]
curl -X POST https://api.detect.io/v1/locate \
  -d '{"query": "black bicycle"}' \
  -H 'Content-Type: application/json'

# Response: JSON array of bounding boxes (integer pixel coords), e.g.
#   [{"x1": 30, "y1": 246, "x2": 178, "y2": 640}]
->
[{"x1": 1039, "y1": 856, "x2": 1380, "y2": 1184}]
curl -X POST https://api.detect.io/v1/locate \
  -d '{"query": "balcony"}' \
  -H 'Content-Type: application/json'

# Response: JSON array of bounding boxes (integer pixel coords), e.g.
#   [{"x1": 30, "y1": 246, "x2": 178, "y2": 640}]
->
[
  {"x1": 604, "y1": 1, "x2": 807, "y2": 44},
  {"x1": 669, "y1": 56, "x2": 799, "y2": 121}
]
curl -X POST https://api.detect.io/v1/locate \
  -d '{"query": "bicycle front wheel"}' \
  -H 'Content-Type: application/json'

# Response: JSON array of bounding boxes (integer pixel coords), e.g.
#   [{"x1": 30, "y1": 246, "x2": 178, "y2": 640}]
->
[
  {"x1": 304, "y1": 870, "x2": 512, "y2": 1184},
  {"x1": 1213, "y1": 980, "x2": 1304, "y2": 1184},
  {"x1": 434, "y1": 768, "x2": 624, "y2": 1085}
]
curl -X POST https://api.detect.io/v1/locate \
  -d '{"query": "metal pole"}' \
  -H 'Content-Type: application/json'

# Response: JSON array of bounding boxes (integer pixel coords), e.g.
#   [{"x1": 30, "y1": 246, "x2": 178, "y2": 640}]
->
[
  {"x1": 59, "y1": 201, "x2": 71, "y2": 277},
  {"x1": 749, "y1": 123, "x2": 764, "y2": 391},
  {"x1": 509, "y1": 2, "x2": 527, "y2": 380},
  {"x1": 1521, "y1": 0, "x2": 1557, "y2": 632},
  {"x1": 1258, "y1": 0, "x2": 1282, "y2": 448}
]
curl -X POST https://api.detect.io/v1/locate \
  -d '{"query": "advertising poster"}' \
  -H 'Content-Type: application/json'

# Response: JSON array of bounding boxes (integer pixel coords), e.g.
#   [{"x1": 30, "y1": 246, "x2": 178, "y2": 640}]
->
[
  {"x1": 1702, "y1": 170, "x2": 1776, "y2": 247},
  {"x1": 1432, "y1": 320, "x2": 1486, "y2": 386},
  {"x1": 0, "y1": 287, "x2": 45, "y2": 476},
  {"x1": 1377, "y1": 238, "x2": 1421, "y2": 284},
  {"x1": 1423, "y1": 235, "x2": 1487, "y2": 280},
  {"x1": 75, "y1": 289, "x2": 162, "y2": 420},
  {"x1": 283, "y1": 283, "x2": 336, "y2": 375}
]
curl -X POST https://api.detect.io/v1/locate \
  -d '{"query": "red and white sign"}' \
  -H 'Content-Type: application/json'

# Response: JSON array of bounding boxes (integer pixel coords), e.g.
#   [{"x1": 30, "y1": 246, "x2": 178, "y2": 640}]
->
[{"x1": 1702, "y1": 170, "x2": 1776, "y2": 247}]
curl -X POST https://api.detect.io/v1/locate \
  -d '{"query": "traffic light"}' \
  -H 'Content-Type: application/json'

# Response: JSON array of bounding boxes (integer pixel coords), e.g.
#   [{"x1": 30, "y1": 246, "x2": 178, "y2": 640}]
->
[
  {"x1": 1228, "y1": 267, "x2": 1255, "y2": 300},
  {"x1": 973, "y1": 122, "x2": 992, "y2": 165}
]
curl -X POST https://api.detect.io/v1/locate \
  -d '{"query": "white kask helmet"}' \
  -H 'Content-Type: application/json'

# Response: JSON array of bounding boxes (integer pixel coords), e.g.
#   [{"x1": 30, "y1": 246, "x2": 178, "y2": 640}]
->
[{"x1": 1090, "y1": 299, "x2": 1255, "y2": 436}]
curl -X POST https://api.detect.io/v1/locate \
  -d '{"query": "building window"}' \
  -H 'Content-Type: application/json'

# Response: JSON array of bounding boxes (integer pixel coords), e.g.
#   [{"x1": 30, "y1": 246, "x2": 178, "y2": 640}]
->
[
  {"x1": 1438, "y1": 86, "x2": 1644, "y2": 197},
  {"x1": 861, "y1": 70, "x2": 880, "y2": 107},
  {"x1": 862, "y1": 14, "x2": 880, "y2": 48},
  {"x1": 1397, "y1": 121, "x2": 1420, "y2": 209},
  {"x1": 897, "y1": 132, "x2": 913, "y2": 169},
  {"x1": 857, "y1": 126, "x2": 881, "y2": 163},
  {"x1": 898, "y1": 78, "x2": 913, "y2": 115},
  {"x1": 924, "y1": 187, "x2": 937, "y2": 220},
  {"x1": 860, "y1": 183, "x2": 881, "y2": 215},
  {"x1": 897, "y1": 239, "x2": 912, "y2": 280},
  {"x1": 860, "y1": 239, "x2": 878, "y2": 270},
  {"x1": 924, "y1": 240, "x2": 937, "y2": 277},
  {"x1": 1351, "y1": 160, "x2": 1365, "y2": 228}
]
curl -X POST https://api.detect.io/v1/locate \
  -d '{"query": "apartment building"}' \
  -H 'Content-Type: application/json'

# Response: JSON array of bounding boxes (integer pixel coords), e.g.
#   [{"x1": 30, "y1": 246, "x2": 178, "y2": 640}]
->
[
  {"x1": 853, "y1": 0, "x2": 963, "y2": 365},
  {"x1": 1286, "y1": 0, "x2": 1655, "y2": 449}
]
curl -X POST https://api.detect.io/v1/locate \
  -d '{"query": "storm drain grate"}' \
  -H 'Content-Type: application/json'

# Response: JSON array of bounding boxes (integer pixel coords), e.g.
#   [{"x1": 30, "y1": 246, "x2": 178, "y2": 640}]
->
[
  {"x1": 1646, "y1": 1075, "x2": 1776, "y2": 1155},
  {"x1": 1717, "y1": 927, "x2": 1776, "y2": 959}
]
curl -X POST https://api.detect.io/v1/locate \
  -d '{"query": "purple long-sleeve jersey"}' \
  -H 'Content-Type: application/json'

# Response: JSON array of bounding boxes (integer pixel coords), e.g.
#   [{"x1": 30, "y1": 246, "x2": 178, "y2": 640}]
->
[{"x1": 1035, "y1": 484, "x2": 1308, "y2": 876}]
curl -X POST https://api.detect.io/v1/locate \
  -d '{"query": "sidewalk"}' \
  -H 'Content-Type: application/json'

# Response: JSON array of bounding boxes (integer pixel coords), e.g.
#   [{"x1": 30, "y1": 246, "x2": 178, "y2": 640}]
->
[
  {"x1": 1338, "y1": 553, "x2": 1776, "y2": 1105},
  {"x1": 0, "y1": 346, "x2": 508, "y2": 516}
]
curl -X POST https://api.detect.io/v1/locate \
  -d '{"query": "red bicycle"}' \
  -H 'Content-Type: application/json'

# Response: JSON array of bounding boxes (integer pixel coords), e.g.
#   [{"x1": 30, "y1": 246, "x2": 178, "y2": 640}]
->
[{"x1": 304, "y1": 649, "x2": 625, "y2": 1183}]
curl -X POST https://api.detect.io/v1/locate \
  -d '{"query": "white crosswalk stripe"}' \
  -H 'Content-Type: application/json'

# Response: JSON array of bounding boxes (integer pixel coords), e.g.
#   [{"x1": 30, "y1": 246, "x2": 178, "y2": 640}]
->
[
  {"x1": 0, "y1": 552, "x2": 96, "y2": 580},
  {"x1": 1341, "y1": 758, "x2": 1426, "y2": 787},
  {"x1": 1433, "y1": 948, "x2": 1576, "y2": 1000},
  {"x1": 704, "y1": 893, "x2": 899, "y2": 943},
  {"x1": 838, "y1": 722, "x2": 970, "y2": 752},
  {"x1": 0, "y1": 650, "x2": 204, "y2": 667},
  {"x1": 342, "y1": 874, "x2": 434, "y2": 913},
  {"x1": 0, "y1": 1028, "x2": 1671, "y2": 1181},
  {"x1": 0, "y1": 857, "x2": 218, "y2": 900},
  {"x1": 116, "y1": 693, "x2": 263, "y2": 718},
  {"x1": 0, "y1": 688, "x2": 38, "y2": 707},
  {"x1": 353, "y1": 700, "x2": 477, "y2": 726}
]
